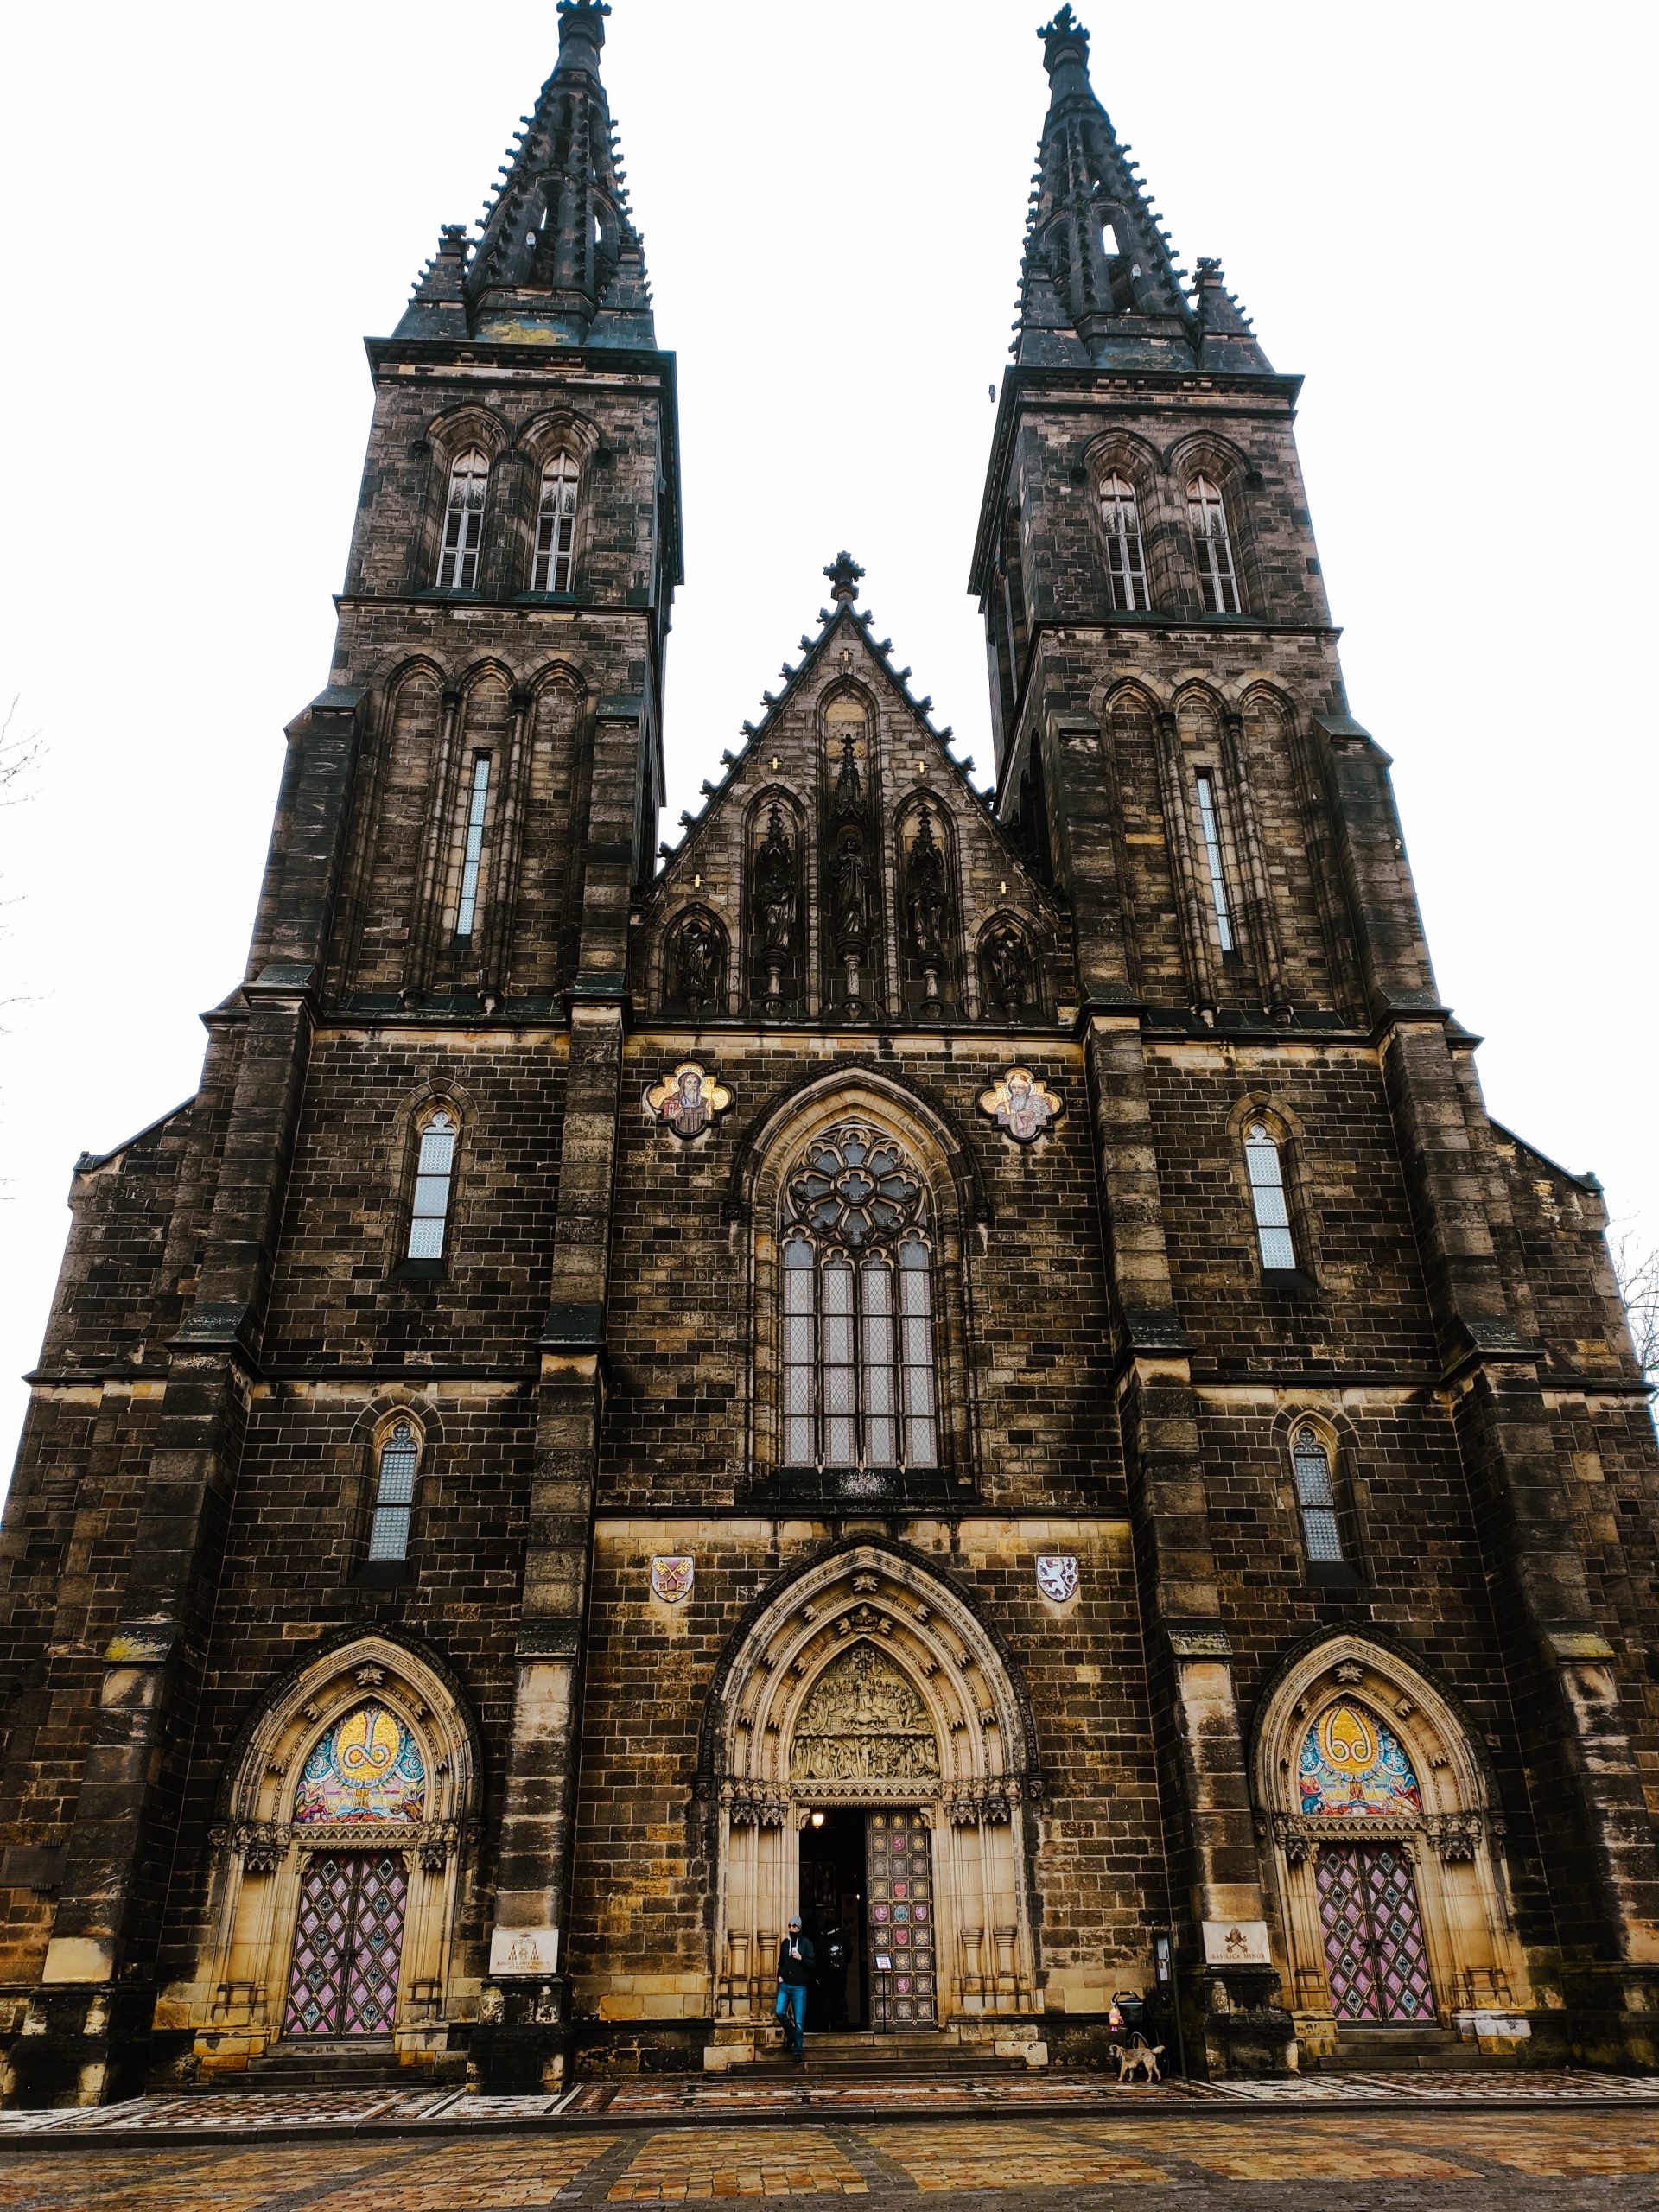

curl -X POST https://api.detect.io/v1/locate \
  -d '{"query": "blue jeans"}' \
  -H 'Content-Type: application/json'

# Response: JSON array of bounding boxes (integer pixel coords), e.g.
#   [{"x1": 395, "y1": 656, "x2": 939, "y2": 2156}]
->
[{"x1": 776, "y1": 1980, "x2": 807, "y2": 2051}]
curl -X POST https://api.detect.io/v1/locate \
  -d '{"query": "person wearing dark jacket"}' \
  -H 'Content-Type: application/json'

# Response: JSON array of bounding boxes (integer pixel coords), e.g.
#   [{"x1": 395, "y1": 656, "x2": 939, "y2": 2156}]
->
[{"x1": 775, "y1": 1916, "x2": 815, "y2": 2061}]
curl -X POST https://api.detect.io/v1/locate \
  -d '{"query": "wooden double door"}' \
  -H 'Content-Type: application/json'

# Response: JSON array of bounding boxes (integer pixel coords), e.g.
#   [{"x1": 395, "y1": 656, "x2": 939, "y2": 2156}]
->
[
  {"x1": 1315, "y1": 1840, "x2": 1435, "y2": 2025},
  {"x1": 283, "y1": 1849, "x2": 409, "y2": 2038}
]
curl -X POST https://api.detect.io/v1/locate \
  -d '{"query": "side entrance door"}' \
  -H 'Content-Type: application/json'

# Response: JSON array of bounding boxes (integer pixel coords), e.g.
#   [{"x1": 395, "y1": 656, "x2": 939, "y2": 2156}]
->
[
  {"x1": 1315, "y1": 1840, "x2": 1435, "y2": 2025},
  {"x1": 283, "y1": 1849, "x2": 410, "y2": 2038},
  {"x1": 865, "y1": 1809, "x2": 937, "y2": 2031}
]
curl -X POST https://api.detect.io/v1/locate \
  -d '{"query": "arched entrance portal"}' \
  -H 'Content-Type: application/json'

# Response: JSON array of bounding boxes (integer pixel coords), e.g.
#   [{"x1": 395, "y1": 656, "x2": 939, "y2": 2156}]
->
[
  {"x1": 704, "y1": 1545, "x2": 1041, "y2": 2059},
  {"x1": 1255, "y1": 1637, "x2": 1530, "y2": 2059}
]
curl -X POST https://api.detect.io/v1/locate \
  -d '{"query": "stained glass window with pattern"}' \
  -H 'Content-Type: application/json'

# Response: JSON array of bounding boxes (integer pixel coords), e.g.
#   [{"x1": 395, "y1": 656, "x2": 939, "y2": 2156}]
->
[{"x1": 780, "y1": 1125, "x2": 938, "y2": 1473}]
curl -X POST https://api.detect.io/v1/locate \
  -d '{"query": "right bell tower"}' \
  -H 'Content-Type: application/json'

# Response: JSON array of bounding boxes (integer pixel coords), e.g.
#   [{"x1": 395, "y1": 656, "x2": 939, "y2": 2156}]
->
[{"x1": 975, "y1": 4, "x2": 1659, "y2": 2075}]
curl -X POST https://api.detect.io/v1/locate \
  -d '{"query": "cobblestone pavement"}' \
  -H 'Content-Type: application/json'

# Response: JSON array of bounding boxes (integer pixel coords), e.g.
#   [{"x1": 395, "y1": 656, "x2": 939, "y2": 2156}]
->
[{"x1": 6, "y1": 2110, "x2": 1659, "y2": 2209}]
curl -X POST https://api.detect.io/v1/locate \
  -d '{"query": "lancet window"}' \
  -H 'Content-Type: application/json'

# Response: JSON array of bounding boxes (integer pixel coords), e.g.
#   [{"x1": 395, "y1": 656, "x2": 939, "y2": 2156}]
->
[
  {"x1": 1292, "y1": 1427, "x2": 1344, "y2": 1565},
  {"x1": 1245, "y1": 1120, "x2": 1297, "y2": 1271},
  {"x1": 454, "y1": 754, "x2": 493, "y2": 939},
  {"x1": 368, "y1": 1421, "x2": 421, "y2": 1563},
  {"x1": 1099, "y1": 473, "x2": 1149, "y2": 612},
  {"x1": 1194, "y1": 769, "x2": 1235, "y2": 953},
  {"x1": 406, "y1": 1109, "x2": 458, "y2": 1261},
  {"x1": 436, "y1": 449, "x2": 490, "y2": 590},
  {"x1": 532, "y1": 455, "x2": 581, "y2": 593},
  {"x1": 780, "y1": 1124, "x2": 938, "y2": 1472},
  {"x1": 1188, "y1": 474, "x2": 1241, "y2": 614}
]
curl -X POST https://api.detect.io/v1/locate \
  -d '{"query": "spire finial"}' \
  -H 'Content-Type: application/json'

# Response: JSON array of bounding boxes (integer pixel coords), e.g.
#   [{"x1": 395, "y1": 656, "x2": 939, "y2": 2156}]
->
[
  {"x1": 1039, "y1": 6, "x2": 1090, "y2": 74},
  {"x1": 556, "y1": 0, "x2": 611, "y2": 72},
  {"x1": 824, "y1": 552, "x2": 865, "y2": 606}
]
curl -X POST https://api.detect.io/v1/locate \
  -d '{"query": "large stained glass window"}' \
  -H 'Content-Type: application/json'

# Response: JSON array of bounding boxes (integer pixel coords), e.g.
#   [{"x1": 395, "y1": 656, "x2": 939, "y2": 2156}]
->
[
  {"x1": 1298, "y1": 1700, "x2": 1421, "y2": 1818},
  {"x1": 780, "y1": 1123, "x2": 938, "y2": 1473},
  {"x1": 294, "y1": 1702, "x2": 426, "y2": 1827}
]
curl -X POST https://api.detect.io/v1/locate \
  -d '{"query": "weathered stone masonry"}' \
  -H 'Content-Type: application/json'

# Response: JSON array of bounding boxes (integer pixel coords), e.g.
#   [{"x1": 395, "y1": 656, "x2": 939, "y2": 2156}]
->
[{"x1": 2, "y1": 0, "x2": 1656, "y2": 2106}]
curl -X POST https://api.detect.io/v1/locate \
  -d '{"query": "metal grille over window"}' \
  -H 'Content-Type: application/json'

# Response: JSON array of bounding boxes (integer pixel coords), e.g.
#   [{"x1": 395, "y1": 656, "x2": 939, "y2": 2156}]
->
[
  {"x1": 1188, "y1": 474, "x2": 1241, "y2": 614},
  {"x1": 369, "y1": 1422, "x2": 419, "y2": 1562},
  {"x1": 1293, "y1": 1427, "x2": 1344, "y2": 1563},
  {"x1": 1099, "y1": 474, "x2": 1149, "y2": 612},
  {"x1": 436, "y1": 450, "x2": 490, "y2": 590},
  {"x1": 407, "y1": 1111, "x2": 457, "y2": 1261},
  {"x1": 454, "y1": 756, "x2": 492, "y2": 939},
  {"x1": 533, "y1": 455, "x2": 581, "y2": 593},
  {"x1": 1245, "y1": 1121, "x2": 1297, "y2": 1271},
  {"x1": 1195, "y1": 771, "x2": 1235, "y2": 953},
  {"x1": 780, "y1": 1124, "x2": 938, "y2": 1472}
]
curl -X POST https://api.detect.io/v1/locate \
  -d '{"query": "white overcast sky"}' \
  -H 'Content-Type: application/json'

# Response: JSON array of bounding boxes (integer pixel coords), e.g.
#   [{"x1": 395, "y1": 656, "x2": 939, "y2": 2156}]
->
[{"x1": 0, "y1": 1, "x2": 1654, "y2": 1493}]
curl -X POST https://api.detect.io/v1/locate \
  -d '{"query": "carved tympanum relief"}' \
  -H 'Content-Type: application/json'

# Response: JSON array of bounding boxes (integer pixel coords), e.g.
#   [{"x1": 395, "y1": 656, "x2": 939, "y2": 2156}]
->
[{"x1": 790, "y1": 1643, "x2": 941, "y2": 1782}]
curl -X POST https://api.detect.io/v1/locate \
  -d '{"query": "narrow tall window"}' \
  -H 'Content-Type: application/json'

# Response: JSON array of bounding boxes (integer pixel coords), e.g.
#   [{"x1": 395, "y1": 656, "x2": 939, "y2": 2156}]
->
[
  {"x1": 1245, "y1": 1121, "x2": 1297, "y2": 1271},
  {"x1": 436, "y1": 449, "x2": 490, "y2": 590},
  {"x1": 369, "y1": 1421, "x2": 420, "y2": 1563},
  {"x1": 779, "y1": 1125, "x2": 939, "y2": 1472},
  {"x1": 533, "y1": 455, "x2": 581, "y2": 593},
  {"x1": 454, "y1": 754, "x2": 493, "y2": 940},
  {"x1": 1099, "y1": 474, "x2": 1149, "y2": 611},
  {"x1": 407, "y1": 1109, "x2": 458, "y2": 1261},
  {"x1": 1188, "y1": 474, "x2": 1241, "y2": 614},
  {"x1": 1292, "y1": 1427, "x2": 1344, "y2": 1564},
  {"x1": 1194, "y1": 771, "x2": 1235, "y2": 953}
]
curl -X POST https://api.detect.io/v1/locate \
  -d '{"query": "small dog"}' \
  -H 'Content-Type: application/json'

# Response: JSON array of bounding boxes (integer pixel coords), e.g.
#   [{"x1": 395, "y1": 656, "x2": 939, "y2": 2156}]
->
[{"x1": 1115, "y1": 2040, "x2": 1164, "y2": 2084}]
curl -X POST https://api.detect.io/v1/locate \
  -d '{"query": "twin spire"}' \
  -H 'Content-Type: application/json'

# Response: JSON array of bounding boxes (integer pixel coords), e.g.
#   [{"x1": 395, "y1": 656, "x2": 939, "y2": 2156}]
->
[
  {"x1": 397, "y1": 0, "x2": 654, "y2": 348},
  {"x1": 396, "y1": 4, "x2": 1266, "y2": 374},
  {"x1": 1015, "y1": 7, "x2": 1269, "y2": 372}
]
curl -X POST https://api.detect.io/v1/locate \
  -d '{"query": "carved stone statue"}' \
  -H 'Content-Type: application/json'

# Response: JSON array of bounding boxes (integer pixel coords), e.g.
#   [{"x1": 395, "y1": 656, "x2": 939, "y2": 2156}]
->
[
  {"x1": 671, "y1": 911, "x2": 721, "y2": 1012},
  {"x1": 833, "y1": 836, "x2": 870, "y2": 947},
  {"x1": 906, "y1": 808, "x2": 949, "y2": 965},
  {"x1": 833, "y1": 734, "x2": 864, "y2": 826},
  {"x1": 754, "y1": 808, "x2": 797, "y2": 958},
  {"x1": 983, "y1": 922, "x2": 1029, "y2": 1014},
  {"x1": 789, "y1": 1643, "x2": 940, "y2": 1782}
]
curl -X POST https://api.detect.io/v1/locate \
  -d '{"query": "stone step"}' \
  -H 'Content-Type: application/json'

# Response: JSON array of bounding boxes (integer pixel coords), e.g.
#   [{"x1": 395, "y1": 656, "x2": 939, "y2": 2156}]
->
[{"x1": 1304, "y1": 2030, "x2": 1520, "y2": 2073}]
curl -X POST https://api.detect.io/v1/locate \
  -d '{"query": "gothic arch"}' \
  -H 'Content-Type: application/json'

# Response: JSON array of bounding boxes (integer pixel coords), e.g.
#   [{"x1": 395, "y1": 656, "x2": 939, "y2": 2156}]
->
[
  {"x1": 698, "y1": 1542, "x2": 1041, "y2": 2037},
  {"x1": 893, "y1": 791, "x2": 961, "y2": 1015},
  {"x1": 1250, "y1": 1634, "x2": 1528, "y2": 2050},
  {"x1": 518, "y1": 408, "x2": 602, "y2": 467},
  {"x1": 188, "y1": 1633, "x2": 482, "y2": 2076},
  {"x1": 741, "y1": 1077, "x2": 981, "y2": 1492},
  {"x1": 744, "y1": 786, "x2": 808, "y2": 1014},
  {"x1": 658, "y1": 901, "x2": 730, "y2": 1018},
  {"x1": 977, "y1": 912, "x2": 1045, "y2": 1022}
]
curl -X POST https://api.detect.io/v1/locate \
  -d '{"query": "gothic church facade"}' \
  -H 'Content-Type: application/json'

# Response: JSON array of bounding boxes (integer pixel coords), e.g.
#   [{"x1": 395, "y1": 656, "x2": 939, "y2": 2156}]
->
[{"x1": 3, "y1": 3, "x2": 1658, "y2": 2102}]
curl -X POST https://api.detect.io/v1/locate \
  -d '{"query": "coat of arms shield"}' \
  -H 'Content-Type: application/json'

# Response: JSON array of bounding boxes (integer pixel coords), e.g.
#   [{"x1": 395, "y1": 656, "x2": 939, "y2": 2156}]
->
[
  {"x1": 650, "y1": 1554, "x2": 696, "y2": 1604},
  {"x1": 1035, "y1": 1554, "x2": 1079, "y2": 1603}
]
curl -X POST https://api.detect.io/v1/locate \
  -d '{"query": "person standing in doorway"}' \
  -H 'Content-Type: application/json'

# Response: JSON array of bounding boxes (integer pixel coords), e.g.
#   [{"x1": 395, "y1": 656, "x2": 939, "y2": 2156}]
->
[{"x1": 776, "y1": 1916, "x2": 815, "y2": 2063}]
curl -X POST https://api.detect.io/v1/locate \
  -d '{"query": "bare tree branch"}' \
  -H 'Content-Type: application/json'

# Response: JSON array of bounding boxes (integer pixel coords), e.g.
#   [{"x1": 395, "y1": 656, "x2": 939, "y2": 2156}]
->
[{"x1": 1611, "y1": 1223, "x2": 1659, "y2": 1391}]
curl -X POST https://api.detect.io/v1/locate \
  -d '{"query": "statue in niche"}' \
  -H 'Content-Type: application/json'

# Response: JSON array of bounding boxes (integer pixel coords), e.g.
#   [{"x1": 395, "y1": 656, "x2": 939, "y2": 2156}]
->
[
  {"x1": 789, "y1": 1643, "x2": 941, "y2": 1783},
  {"x1": 905, "y1": 808, "x2": 949, "y2": 966},
  {"x1": 754, "y1": 808, "x2": 798, "y2": 960},
  {"x1": 833, "y1": 734, "x2": 865, "y2": 826},
  {"x1": 983, "y1": 922, "x2": 1029, "y2": 1014},
  {"x1": 670, "y1": 911, "x2": 722, "y2": 1013},
  {"x1": 833, "y1": 836, "x2": 870, "y2": 948}
]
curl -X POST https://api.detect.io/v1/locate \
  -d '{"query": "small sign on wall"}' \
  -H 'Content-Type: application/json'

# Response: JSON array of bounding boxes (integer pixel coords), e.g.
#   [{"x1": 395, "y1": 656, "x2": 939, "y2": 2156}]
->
[
  {"x1": 489, "y1": 1926, "x2": 560, "y2": 1978},
  {"x1": 1201, "y1": 1920, "x2": 1271, "y2": 1967}
]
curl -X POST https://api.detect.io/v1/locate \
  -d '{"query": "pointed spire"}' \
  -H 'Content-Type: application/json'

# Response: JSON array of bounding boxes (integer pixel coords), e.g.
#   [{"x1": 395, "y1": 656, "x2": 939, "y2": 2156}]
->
[
  {"x1": 397, "y1": 224, "x2": 471, "y2": 340},
  {"x1": 404, "y1": 0, "x2": 654, "y2": 348},
  {"x1": 1014, "y1": 10, "x2": 1197, "y2": 371}
]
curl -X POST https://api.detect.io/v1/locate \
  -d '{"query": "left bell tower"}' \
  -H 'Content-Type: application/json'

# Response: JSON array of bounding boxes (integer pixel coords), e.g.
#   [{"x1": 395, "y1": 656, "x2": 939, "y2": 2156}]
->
[{"x1": 0, "y1": 0, "x2": 678, "y2": 2106}]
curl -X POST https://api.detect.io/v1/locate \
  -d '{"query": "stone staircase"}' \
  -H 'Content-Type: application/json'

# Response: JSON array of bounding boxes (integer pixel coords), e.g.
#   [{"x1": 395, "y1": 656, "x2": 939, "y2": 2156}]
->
[
  {"x1": 190, "y1": 2040, "x2": 462, "y2": 2094},
  {"x1": 746, "y1": 2030, "x2": 1038, "y2": 2081},
  {"x1": 1300, "y1": 2026, "x2": 1522, "y2": 2073}
]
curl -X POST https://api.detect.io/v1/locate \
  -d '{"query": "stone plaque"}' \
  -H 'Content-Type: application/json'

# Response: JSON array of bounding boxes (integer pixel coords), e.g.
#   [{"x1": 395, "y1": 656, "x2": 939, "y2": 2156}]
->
[
  {"x1": 489, "y1": 1926, "x2": 560, "y2": 1977},
  {"x1": 1201, "y1": 1919, "x2": 1271, "y2": 1967}
]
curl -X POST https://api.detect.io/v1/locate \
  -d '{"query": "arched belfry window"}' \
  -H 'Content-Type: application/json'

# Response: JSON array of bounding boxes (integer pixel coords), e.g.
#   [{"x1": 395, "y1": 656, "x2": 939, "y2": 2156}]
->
[
  {"x1": 1099, "y1": 473, "x2": 1149, "y2": 612},
  {"x1": 368, "y1": 1421, "x2": 421, "y2": 1564},
  {"x1": 436, "y1": 449, "x2": 490, "y2": 590},
  {"x1": 1292, "y1": 1427, "x2": 1343, "y2": 1565},
  {"x1": 781, "y1": 1123, "x2": 938, "y2": 1472},
  {"x1": 532, "y1": 454, "x2": 580, "y2": 593},
  {"x1": 1188, "y1": 474, "x2": 1241, "y2": 614}
]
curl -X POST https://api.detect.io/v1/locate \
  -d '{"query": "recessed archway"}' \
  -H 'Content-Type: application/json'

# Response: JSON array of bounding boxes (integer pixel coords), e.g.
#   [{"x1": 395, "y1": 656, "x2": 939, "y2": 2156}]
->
[
  {"x1": 1253, "y1": 1635, "x2": 1529, "y2": 2059},
  {"x1": 701, "y1": 1543, "x2": 1042, "y2": 2058}
]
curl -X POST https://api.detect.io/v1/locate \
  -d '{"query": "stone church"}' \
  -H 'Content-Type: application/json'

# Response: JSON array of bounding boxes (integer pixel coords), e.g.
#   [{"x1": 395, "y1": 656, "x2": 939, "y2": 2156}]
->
[{"x1": 3, "y1": 0, "x2": 1657, "y2": 2105}]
